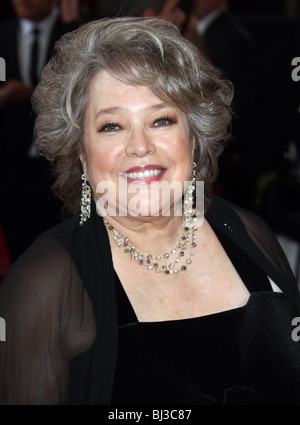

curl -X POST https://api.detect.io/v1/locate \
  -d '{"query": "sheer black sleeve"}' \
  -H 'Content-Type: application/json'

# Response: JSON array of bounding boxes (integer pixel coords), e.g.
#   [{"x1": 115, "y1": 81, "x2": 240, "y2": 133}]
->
[{"x1": 0, "y1": 234, "x2": 96, "y2": 404}]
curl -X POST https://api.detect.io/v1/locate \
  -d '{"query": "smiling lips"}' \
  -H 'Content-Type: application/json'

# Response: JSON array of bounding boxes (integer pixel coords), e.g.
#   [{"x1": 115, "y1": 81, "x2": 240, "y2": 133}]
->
[{"x1": 121, "y1": 165, "x2": 166, "y2": 183}]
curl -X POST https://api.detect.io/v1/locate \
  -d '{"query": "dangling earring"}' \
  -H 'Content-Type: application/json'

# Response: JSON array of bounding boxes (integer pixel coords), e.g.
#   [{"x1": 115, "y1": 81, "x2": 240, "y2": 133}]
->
[
  {"x1": 79, "y1": 173, "x2": 91, "y2": 226},
  {"x1": 184, "y1": 161, "x2": 196, "y2": 219},
  {"x1": 192, "y1": 161, "x2": 196, "y2": 209}
]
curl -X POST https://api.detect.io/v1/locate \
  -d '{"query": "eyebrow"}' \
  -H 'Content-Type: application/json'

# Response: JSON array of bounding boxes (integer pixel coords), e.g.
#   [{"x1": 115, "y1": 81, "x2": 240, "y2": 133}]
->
[{"x1": 95, "y1": 103, "x2": 170, "y2": 119}]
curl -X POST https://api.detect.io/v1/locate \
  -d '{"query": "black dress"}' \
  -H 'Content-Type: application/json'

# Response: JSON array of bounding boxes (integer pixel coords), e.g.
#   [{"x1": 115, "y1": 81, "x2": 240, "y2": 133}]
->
[
  {"x1": 0, "y1": 196, "x2": 300, "y2": 404},
  {"x1": 111, "y1": 227, "x2": 300, "y2": 405}
]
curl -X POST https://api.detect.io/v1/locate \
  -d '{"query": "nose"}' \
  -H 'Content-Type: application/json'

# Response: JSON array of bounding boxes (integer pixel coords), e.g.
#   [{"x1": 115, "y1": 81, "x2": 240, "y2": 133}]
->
[{"x1": 125, "y1": 127, "x2": 156, "y2": 158}]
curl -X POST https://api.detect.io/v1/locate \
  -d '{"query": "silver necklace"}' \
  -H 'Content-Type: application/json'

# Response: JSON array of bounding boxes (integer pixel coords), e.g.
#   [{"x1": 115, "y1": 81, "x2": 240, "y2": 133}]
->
[
  {"x1": 103, "y1": 169, "x2": 197, "y2": 275},
  {"x1": 104, "y1": 216, "x2": 197, "y2": 275}
]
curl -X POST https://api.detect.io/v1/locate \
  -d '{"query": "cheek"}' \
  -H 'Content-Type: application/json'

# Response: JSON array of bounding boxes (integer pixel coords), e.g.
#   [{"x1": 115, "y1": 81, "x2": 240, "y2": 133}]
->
[
  {"x1": 172, "y1": 134, "x2": 194, "y2": 178},
  {"x1": 84, "y1": 143, "x2": 122, "y2": 185},
  {"x1": 174, "y1": 133, "x2": 194, "y2": 159}
]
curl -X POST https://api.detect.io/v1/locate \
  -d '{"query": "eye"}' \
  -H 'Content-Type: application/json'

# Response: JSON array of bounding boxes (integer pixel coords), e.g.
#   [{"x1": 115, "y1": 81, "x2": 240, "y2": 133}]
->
[
  {"x1": 99, "y1": 122, "x2": 121, "y2": 132},
  {"x1": 153, "y1": 116, "x2": 176, "y2": 127}
]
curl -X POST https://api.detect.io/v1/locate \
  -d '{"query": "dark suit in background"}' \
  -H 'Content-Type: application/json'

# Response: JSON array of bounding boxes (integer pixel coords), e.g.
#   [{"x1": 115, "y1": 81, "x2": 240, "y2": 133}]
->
[
  {"x1": 193, "y1": 3, "x2": 300, "y2": 247},
  {"x1": 194, "y1": 6, "x2": 259, "y2": 208},
  {"x1": 0, "y1": 10, "x2": 77, "y2": 261},
  {"x1": 241, "y1": 15, "x2": 300, "y2": 243}
]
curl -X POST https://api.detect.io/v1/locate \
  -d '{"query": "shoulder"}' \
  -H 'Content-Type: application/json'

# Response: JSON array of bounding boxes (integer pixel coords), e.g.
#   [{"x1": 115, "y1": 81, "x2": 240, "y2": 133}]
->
[
  {"x1": 2, "y1": 214, "x2": 80, "y2": 291},
  {"x1": 208, "y1": 195, "x2": 273, "y2": 232},
  {"x1": 206, "y1": 195, "x2": 256, "y2": 231},
  {"x1": 210, "y1": 196, "x2": 285, "y2": 252},
  {"x1": 0, "y1": 214, "x2": 96, "y2": 404},
  {"x1": 0, "y1": 214, "x2": 88, "y2": 351},
  {"x1": 207, "y1": 195, "x2": 289, "y2": 262},
  {"x1": 207, "y1": 196, "x2": 300, "y2": 314},
  {"x1": 41, "y1": 213, "x2": 80, "y2": 244},
  {"x1": 206, "y1": 195, "x2": 290, "y2": 272}
]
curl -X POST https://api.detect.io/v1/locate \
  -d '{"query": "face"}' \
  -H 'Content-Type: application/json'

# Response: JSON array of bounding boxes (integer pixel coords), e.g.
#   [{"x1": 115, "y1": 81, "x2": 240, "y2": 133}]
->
[
  {"x1": 12, "y1": 0, "x2": 56, "y2": 22},
  {"x1": 81, "y1": 71, "x2": 194, "y2": 219},
  {"x1": 158, "y1": 0, "x2": 186, "y2": 28}
]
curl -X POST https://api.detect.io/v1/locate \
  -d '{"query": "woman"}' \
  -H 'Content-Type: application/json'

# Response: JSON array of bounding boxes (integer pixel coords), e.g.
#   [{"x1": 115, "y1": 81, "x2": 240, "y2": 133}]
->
[{"x1": 0, "y1": 17, "x2": 300, "y2": 405}]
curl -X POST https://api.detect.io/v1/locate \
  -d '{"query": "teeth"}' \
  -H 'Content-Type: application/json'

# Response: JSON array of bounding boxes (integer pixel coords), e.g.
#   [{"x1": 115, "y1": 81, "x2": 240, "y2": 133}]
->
[{"x1": 124, "y1": 169, "x2": 164, "y2": 179}]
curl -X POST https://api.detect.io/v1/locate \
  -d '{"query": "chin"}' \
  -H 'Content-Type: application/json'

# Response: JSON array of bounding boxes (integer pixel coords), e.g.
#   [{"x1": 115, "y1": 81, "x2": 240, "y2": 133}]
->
[{"x1": 127, "y1": 197, "x2": 158, "y2": 218}]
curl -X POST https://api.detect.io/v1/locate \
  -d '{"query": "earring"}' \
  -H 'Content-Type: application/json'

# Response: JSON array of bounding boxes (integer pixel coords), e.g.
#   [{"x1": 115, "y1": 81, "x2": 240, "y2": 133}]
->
[
  {"x1": 79, "y1": 173, "x2": 91, "y2": 226},
  {"x1": 184, "y1": 161, "x2": 196, "y2": 218},
  {"x1": 192, "y1": 161, "x2": 196, "y2": 209}
]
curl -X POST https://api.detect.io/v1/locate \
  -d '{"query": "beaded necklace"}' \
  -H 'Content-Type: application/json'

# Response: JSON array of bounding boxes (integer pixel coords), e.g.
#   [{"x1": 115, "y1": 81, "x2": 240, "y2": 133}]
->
[{"x1": 103, "y1": 169, "x2": 197, "y2": 275}]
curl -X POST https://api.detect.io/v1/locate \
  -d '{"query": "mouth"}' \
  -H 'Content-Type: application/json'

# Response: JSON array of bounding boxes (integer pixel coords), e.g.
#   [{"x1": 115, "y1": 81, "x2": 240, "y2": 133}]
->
[{"x1": 121, "y1": 165, "x2": 167, "y2": 183}]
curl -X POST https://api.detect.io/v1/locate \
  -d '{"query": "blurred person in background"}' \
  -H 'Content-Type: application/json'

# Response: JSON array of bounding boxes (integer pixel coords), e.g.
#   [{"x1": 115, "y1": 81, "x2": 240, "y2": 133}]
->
[
  {"x1": 98, "y1": 0, "x2": 186, "y2": 29},
  {"x1": 189, "y1": 0, "x2": 259, "y2": 209},
  {"x1": 1, "y1": 17, "x2": 300, "y2": 405},
  {"x1": 0, "y1": 0, "x2": 79, "y2": 262}
]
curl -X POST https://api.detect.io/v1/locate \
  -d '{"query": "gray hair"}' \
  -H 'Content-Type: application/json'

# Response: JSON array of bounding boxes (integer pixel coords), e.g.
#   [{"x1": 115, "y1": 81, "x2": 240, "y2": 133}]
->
[{"x1": 32, "y1": 17, "x2": 233, "y2": 213}]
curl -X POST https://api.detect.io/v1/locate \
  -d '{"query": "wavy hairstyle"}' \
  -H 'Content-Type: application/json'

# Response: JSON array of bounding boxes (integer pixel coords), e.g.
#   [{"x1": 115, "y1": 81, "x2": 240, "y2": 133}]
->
[{"x1": 32, "y1": 17, "x2": 233, "y2": 214}]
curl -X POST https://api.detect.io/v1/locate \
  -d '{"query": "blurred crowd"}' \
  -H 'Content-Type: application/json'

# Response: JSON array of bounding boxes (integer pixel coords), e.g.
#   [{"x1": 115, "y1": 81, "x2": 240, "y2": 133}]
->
[{"x1": 0, "y1": 0, "x2": 299, "y2": 282}]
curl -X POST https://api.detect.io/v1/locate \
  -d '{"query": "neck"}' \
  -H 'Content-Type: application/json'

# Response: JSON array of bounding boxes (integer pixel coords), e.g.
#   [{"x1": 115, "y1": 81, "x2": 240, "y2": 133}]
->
[
  {"x1": 104, "y1": 212, "x2": 200, "y2": 276},
  {"x1": 101, "y1": 166, "x2": 197, "y2": 259},
  {"x1": 105, "y1": 213, "x2": 185, "y2": 256}
]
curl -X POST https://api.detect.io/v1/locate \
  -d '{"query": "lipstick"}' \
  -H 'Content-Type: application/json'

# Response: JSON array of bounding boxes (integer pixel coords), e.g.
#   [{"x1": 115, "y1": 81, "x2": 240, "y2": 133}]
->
[{"x1": 121, "y1": 164, "x2": 166, "y2": 184}]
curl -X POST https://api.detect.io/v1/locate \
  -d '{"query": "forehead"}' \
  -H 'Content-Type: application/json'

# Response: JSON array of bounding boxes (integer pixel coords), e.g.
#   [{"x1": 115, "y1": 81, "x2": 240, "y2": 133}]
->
[
  {"x1": 84, "y1": 70, "x2": 190, "y2": 126},
  {"x1": 87, "y1": 71, "x2": 163, "y2": 109}
]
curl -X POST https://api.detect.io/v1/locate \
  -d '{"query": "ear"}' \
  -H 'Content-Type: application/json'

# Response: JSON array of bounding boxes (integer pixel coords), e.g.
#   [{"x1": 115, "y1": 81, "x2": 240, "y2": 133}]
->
[
  {"x1": 191, "y1": 135, "x2": 196, "y2": 152},
  {"x1": 79, "y1": 152, "x2": 87, "y2": 175},
  {"x1": 142, "y1": 7, "x2": 157, "y2": 17}
]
